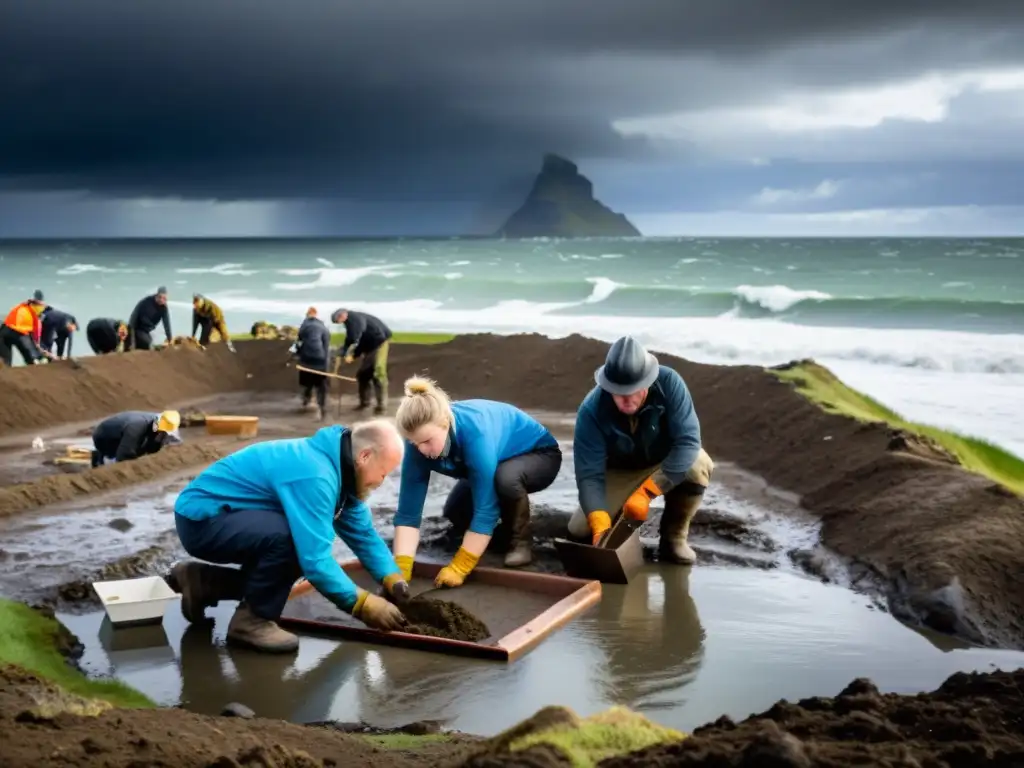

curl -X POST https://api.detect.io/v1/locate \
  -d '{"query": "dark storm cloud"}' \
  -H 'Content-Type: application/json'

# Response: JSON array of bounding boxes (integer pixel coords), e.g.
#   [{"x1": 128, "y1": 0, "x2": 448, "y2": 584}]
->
[{"x1": 2, "y1": 0, "x2": 1024, "y2": 201}]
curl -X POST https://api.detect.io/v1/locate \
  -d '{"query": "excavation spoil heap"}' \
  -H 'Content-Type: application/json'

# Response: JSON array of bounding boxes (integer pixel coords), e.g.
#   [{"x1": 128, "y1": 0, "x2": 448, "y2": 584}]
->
[{"x1": 400, "y1": 596, "x2": 491, "y2": 642}]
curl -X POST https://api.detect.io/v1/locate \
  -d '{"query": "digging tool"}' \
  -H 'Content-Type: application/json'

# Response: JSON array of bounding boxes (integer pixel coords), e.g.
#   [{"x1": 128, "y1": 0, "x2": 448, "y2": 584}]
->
[
  {"x1": 287, "y1": 363, "x2": 358, "y2": 418},
  {"x1": 552, "y1": 467, "x2": 652, "y2": 584}
]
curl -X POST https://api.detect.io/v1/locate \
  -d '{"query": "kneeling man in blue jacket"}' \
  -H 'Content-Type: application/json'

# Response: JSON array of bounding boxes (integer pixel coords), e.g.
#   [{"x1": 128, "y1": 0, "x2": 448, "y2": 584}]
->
[{"x1": 170, "y1": 419, "x2": 409, "y2": 653}]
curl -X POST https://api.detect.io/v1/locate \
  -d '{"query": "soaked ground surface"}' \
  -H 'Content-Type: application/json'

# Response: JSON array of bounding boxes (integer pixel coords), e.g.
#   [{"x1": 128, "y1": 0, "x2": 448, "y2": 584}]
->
[{"x1": 5, "y1": 398, "x2": 1024, "y2": 737}]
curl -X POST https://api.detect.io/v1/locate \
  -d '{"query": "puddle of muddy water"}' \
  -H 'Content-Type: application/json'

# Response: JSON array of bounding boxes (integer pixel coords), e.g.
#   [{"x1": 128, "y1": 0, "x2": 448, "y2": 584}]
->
[
  {"x1": 24, "y1": 437, "x2": 1023, "y2": 738},
  {"x1": 59, "y1": 564, "x2": 1024, "y2": 737}
]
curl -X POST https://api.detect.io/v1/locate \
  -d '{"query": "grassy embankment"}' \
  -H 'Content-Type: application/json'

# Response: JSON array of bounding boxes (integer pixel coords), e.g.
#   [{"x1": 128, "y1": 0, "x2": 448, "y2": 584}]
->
[
  {"x1": 0, "y1": 599, "x2": 153, "y2": 708},
  {"x1": 772, "y1": 360, "x2": 1024, "y2": 496}
]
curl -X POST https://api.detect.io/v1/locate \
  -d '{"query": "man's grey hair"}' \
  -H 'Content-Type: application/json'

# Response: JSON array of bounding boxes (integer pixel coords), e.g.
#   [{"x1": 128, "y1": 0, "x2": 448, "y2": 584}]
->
[{"x1": 350, "y1": 418, "x2": 404, "y2": 459}]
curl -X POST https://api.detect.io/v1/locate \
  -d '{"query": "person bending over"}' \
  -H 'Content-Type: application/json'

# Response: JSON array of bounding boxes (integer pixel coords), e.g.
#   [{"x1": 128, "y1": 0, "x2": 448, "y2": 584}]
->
[
  {"x1": 391, "y1": 376, "x2": 562, "y2": 583},
  {"x1": 86, "y1": 318, "x2": 129, "y2": 355},
  {"x1": 170, "y1": 419, "x2": 409, "y2": 653},
  {"x1": 40, "y1": 306, "x2": 78, "y2": 359},
  {"x1": 331, "y1": 308, "x2": 392, "y2": 414},
  {"x1": 127, "y1": 286, "x2": 172, "y2": 351},
  {"x1": 568, "y1": 335, "x2": 714, "y2": 564},
  {"x1": 91, "y1": 410, "x2": 181, "y2": 468},
  {"x1": 191, "y1": 294, "x2": 235, "y2": 351},
  {"x1": 0, "y1": 290, "x2": 53, "y2": 366}
]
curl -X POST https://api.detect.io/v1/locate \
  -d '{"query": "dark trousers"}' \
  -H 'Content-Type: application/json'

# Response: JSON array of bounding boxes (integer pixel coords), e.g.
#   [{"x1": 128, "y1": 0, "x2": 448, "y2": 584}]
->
[
  {"x1": 443, "y1": 446, "x2": 562, "y2": 548},
  {"x1": 130, "y1": 328, "x2": 154, "y2": 351},
  {"x1": 42, "y1": 330, "x2": 71, "y2": 357},
  {"x1": 174, "y1": 508, "x2": 302, "y2": 621},
  {"x1": 0, "y1": 325, "x2": 39, "y2": 366},
  {"x1": 195, "y1": 316, "x2": 213, "y2": 345},
  {"x1": 298, "y1": 366, "x2": 328, "y2": 409}
]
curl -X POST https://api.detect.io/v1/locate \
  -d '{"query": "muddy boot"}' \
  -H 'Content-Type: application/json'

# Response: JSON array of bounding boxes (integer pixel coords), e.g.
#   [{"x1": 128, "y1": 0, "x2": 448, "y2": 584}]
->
[
  {"x1": 170, "y1": 561, "x2": 245, "y2": 624},
  {"x1": 226, "y1": 602, "x2": 299, "y2": 654},
  {"x1": 659, "y1": 494, "x2": 702, "y2": 564},
  {"x1": 354, "y1": 379, "x2": 372, "y2": 411},
  {"x1": 503, "y1": 497, "x2": 533, "y2": 568},
  {"x1": 372, "y1": 379, "x2": 387, "y2": 415}
]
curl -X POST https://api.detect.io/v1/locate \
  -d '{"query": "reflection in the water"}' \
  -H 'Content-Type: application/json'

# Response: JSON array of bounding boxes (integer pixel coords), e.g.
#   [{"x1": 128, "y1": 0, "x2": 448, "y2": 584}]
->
[{"x1": 591, "y1": 566, "x2": 704, "y2": 711}]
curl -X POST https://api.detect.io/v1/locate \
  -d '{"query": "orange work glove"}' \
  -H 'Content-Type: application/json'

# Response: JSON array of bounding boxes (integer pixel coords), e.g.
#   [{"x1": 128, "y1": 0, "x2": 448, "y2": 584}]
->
[
  {"x1": 622, "y1": 476, "x2": 663, "y2": 522},
  {"x1": 587, "y1": 510, "x2": 612, "y2": 546}
]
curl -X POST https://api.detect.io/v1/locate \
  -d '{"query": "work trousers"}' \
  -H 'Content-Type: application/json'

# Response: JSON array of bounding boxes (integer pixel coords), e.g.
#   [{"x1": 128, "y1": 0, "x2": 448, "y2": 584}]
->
[
  {"x1": 174, "y1": 508, "x2": 303, "y2": 621},
  {"x1": 195, "y1": 316, "x2": 214, "y2": 345},
  {"x1": 442, "y1": 445, "x2": 562, "y2": 549},
  {"x1": 567, "y1": 448, "x2": 715, "y2": 539},
  {"x1": 130, "y1": 329, "x2": 154, "y2": 351},
  {"x1": 356, "y1": 341, "x2": 389, "y2": 407},
  {"x1": 0, "y1": 325, "x2": 39, "y2": 366},
  {"x1": 298, "y1": 366, "x2": 328, "y2": 410}
]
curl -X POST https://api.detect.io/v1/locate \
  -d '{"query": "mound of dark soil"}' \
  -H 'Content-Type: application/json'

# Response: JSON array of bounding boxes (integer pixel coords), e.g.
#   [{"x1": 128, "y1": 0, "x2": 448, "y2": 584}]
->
[
  {"x1": 51, "y1": 538, "x2": 180, "y2": 606},
  {"x1": 400, "y1": 596, "x2": 491, "y2": 642},
  {"x1": 598, "y1": 669, "x2": 1024, "y2": 768}
]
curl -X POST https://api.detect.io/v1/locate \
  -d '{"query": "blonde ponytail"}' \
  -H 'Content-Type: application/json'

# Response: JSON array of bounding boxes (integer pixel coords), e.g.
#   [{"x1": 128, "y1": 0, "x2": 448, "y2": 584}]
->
[{"x1": 395, "y1": 375, "x2": 453, "y2": 436}]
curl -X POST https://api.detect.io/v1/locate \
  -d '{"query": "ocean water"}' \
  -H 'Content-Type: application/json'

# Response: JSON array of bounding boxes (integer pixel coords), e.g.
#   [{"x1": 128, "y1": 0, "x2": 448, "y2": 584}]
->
[{"x1": 1, "y1": 237, "x2": 1022, "y2": 457}]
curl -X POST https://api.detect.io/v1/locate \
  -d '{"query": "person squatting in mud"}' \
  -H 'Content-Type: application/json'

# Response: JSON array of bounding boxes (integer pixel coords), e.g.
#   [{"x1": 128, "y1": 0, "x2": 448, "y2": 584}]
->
[
  {"x1": 568, "y1": 335, "x2": 714, "y2": 563},
  {"x1": 39, "y1": 304, "x2": 78, "y2": 360},
  {"x1": 127, "y1": 286, "x2": 172, "y2": 351},
  {"x1": 390, "y1": 376, "x2": 562, "y2": 583},
  {"x1": 191, "y1": 294, "x2": 235, "y2": 351},
  {"x1": 91, "y1": 410, "x2": 182, "y2": 468},
  {"x1": 170, "y1": 419, "x2": 411, "y2": 653},
  {"x1": 0, "y1": 290, "x2": 56, "y2": 367},
  {"x1": 292, "y1": 306, "x2": 332, "y2": 421},
  {"x1": 331, "y1": 308, "x2": 392, "y2": 415}
]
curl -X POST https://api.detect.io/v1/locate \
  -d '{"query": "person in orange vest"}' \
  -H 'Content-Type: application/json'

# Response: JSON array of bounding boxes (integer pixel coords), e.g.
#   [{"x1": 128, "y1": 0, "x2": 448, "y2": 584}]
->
[{"x1": 0, "y1": 290, "x2": 54, "y2": 367}]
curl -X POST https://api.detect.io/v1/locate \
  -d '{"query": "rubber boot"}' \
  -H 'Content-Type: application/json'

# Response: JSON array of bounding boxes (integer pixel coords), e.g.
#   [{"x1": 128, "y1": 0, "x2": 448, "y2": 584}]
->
[
  {"x1": 503, "y1": 497, "x2": 533, "y2": 568},
  {"x1": 354, "y1": 379, "x2": 372, "y2": 411},
  {"x1": 90, "y1": 450, "x2": 103, "y2": 469},
  {"x1": 372, "y1": 378, "x2": 387, "y2": 415},
  {"x1": 226, "y1": 603, "x2": 299, "y2": 654},
  {"x1": 659, "y1": 493, "x2": 702, "y2": 564},
  {"x1": 170, "y1": 561, "x2": 245, "y2": 624}
]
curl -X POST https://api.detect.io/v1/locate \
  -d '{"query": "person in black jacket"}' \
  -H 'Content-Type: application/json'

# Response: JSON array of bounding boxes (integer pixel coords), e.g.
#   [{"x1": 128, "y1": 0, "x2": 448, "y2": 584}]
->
[
  {"x1": 293, "y1": 307, "x2": 332, "y2": 421},
  {"x1": 331, "y1": 308, "x2": 392, "y2": 414},
  {"x1": 40, "y1": 307, "x2": 78, "y2": 359},
  {"x1": 128, "y1": 286, "x2": 172, "y2": 351},
  {"x1": 86, "y1": 318, "x2": 129, "y2": 355},
  {"x1": 91, "y1": 410, "x2": 182, "y2": 468}
]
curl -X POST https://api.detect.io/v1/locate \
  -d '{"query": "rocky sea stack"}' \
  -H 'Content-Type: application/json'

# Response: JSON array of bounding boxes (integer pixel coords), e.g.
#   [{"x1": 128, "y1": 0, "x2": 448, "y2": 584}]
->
[{"x1": 497, "y1": 154, "x2": 640, "y2": 238}]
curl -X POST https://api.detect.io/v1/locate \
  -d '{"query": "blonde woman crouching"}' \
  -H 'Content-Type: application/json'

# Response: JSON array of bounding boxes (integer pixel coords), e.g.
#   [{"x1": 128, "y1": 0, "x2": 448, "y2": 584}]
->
[{"x1": 391, "y1": 375, "x2": 562, "y2": 587}]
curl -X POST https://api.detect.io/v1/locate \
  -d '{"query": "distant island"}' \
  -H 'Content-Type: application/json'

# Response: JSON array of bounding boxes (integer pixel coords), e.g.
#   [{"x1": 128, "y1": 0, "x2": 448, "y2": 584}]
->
[{"x1": 496, "y1": 154, "x2": 641, "y2": 238}]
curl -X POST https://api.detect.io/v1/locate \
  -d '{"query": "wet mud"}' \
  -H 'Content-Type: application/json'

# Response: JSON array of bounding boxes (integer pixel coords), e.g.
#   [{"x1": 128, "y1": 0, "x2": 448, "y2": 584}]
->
[
  {"x1": 49, "y1": 534, "x2": 180, "y2": 606},
  {"x1": 400, "y1": 596, "x2": 491, "y2": 642}
]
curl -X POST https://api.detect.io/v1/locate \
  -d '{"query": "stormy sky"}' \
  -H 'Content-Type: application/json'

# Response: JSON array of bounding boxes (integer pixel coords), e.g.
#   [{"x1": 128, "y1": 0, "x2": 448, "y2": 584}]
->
[{"x1": 3, "y1": 1, "x2": 1024, "y2": 237}]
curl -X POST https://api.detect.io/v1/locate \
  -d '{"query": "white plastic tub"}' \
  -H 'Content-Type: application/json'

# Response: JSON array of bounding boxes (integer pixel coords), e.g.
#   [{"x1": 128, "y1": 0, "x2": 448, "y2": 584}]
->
[{"x1": 91, "y1": 576, "x2": 180, "y2": 626}]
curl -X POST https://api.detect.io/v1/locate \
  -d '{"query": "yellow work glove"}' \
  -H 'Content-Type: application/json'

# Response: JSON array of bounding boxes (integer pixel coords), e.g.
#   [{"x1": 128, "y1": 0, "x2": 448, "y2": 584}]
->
[
  {"x1": 622, "y1": 476, "x2": 663, "y2": 522},
  {"x1": 394, "y1": 554, "x2": 414, "y2": 583},
  {"x1": 381, "y1": 571, "x2": 411, "y2": 606},
  {"x1": 587, "y1": 510, "x2": 612, "y2": 546},
  {"x1": 351, "y1": 589, "x2": 407, "y2": 631},
  {"x1": 434, "y1": 547, "x2": 479, "y2": 588},
  {"x1": 344, "y1": 353, "x2": 355, "y2": 365}
]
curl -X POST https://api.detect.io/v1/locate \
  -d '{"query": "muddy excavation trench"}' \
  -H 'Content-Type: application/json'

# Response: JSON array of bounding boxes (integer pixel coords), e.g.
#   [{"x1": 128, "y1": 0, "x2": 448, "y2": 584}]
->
[{"x1": 2, "y1": 336, "x2": 1024, "y2": 765}]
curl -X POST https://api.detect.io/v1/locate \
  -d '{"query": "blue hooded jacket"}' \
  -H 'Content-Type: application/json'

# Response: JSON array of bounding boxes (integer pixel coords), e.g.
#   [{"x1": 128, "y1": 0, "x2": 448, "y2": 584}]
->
[
  {"x1": 394, "y1": 400, "x2": 558, "y2": 535},
  {"x1": 174, "y1": 425, "x2": 400, "y2": 611}
]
